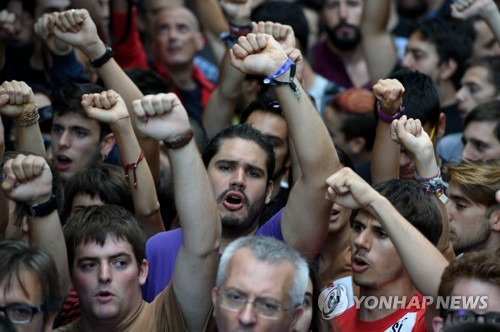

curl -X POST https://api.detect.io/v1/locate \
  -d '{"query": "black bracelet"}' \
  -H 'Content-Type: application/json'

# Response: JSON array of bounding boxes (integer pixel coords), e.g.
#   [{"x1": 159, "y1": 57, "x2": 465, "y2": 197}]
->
[
  {"x1": 263, "y1": 62, "x2": 301, "y2": 97},
  {"x1": 89, "y1": 44, "x2": 114, "y2": 68}
]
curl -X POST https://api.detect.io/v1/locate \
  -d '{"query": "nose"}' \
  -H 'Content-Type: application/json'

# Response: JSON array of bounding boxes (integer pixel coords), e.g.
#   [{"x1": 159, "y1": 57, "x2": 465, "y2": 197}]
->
[
  {"x1": 57, "y1": 130, "x2": 72, "y2": 149},
  {"x1": 230, "y1": 168, "x2": 246, "y2": 189},
  {"x1": 238, "y1": 301, "x2": 258, "y2": 327},
  {"x1": 455, "y1": 87, "x2": 467, "y2": 104},
  {"x1": 353, "y1": 229, "x2": 372, "y2": 252},
  {"x1": 99, "y1": 263, "x2": 112, "y2": 283},
  {"x1": 339, "y1": 2, "x2": 348, "y2": 20}
]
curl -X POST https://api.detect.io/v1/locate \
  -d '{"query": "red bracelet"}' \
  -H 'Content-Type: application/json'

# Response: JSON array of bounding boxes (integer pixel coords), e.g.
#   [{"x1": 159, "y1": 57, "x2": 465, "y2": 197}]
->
[{"x1": 121, "y1": 148, "x2": 144, "y2": 189}]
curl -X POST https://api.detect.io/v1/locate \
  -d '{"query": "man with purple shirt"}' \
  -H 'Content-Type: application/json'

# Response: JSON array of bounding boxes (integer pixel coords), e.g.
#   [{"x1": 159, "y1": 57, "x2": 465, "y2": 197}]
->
[{"x1": 143, "y1": 33, "x2": 340, "y2": 301}]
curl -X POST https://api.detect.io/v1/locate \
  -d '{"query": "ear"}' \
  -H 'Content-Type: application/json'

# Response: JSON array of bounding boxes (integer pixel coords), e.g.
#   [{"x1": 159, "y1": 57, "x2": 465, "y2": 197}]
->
[
  {"x1": 438, "y1": 59, "x2": 457, "y2": 82},
  {"x1": 100, "y1": 132, "x2": 115, "y2": 159},
  {"x1": 45, "y1": 310, "x2": 58, "y2": 331},
  {"x1": 265, "y1": 180, "x2": 274, "y2": 204},
  {"x1": 432, "y1": 316, "x2": 444, "y2": 332},
  {"x1": 138, "y1": 258, "x2": 149, "y2": 285},
  {"x1": 347, "y1": 137, "x2": 366, "y2": 155},
  {"x1": 489, "y1": 209, "x2": 500, "y2": 232},
  {"x1": 436, "y1": 113, "x2": 446, "y2": 140},
  {"x1": 21, "y1": 217, "x2": 30, "y2": 233}
]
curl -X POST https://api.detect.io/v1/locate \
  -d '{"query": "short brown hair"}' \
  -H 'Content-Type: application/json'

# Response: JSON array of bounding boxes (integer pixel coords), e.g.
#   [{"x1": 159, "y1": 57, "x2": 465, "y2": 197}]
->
[
  {"x1": 438, "y1": 252, "x2": 500, "y2": 316},
  {"x1": 64, "y1": 205, "x2": 147, "y2": 272}
]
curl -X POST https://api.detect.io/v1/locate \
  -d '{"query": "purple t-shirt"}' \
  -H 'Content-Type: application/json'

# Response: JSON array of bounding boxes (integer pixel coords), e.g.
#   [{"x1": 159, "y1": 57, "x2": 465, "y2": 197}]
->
[
  {"x1": 311, "y1": 42, "x2": 371, "y2": 90},
  {"x1": 142, "y1": 208, "x2": 285, "y2": 302}
]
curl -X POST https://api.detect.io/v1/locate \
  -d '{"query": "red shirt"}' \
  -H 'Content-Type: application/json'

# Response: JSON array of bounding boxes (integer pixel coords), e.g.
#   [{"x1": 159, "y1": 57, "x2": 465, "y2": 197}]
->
[{"x1": 334, "y1": 292, "x2": 428, "y2": 332}]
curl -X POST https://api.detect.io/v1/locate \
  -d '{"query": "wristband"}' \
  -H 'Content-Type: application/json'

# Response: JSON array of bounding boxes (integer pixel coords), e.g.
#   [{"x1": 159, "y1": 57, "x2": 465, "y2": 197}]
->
[
  {"x1": 89, "y1": 44, "x2": 114, "y2": 68},
  {"x1": 26, "y1": 195, "x2": 58, "y2": 218},
  {"x1": 414, "y1": 169, "x2": 449, "y2": 204},
  {"x1": 163, "y1": 129, "x2": 194, "y2": 149},
  {"x1": 376, "y1": 101, "x2": 405, "y2": 123},
  {"x1": 262, "y1": 59, "x2": 301, "y2": 97}
]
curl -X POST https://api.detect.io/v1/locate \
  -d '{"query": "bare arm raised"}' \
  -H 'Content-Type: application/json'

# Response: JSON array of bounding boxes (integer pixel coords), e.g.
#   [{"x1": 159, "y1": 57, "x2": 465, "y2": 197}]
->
[
  {"x1": 230, "y1": 33, "x2": 339, "y2": 259},
  {"x1": 133, "y1": 93, "x2": 220, "y2": 331},
  {"x1": 81, "y1": 90, "x2": 164, "y2": 237},
  {"x1": 1, "y1": 154, "x2": 70, "y2": 297},
  {"x1": 50, "y1": 9, "x2": 161, "y2": 185}
]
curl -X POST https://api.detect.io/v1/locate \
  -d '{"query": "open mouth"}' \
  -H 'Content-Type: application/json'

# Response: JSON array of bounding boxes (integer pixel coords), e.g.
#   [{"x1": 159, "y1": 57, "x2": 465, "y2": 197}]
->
[
  {"x1": 352, "y1": 256, "x2": 369, "y2": 272},
  {"x1": 330, "y1": 209, "x2": 340, "y2": 222},
  {"x1": 222, "y1": 192, "x2": 245, "y2": 211},
  {"x1": 96, "y1": 291, "x2": 113, "y2": 302},
  {"x1": 55, "y1": 155, "x2": 72, "y2": 171}
]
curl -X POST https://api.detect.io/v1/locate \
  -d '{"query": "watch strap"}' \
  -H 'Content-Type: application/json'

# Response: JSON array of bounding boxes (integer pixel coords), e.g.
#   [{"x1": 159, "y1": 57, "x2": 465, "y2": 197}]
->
[
  {"x1": 27, "y1": 195, "x2": 58, "y2": 218},
  {"x1": 89, "y1": 44, "x2": 114, "y2": 68}
]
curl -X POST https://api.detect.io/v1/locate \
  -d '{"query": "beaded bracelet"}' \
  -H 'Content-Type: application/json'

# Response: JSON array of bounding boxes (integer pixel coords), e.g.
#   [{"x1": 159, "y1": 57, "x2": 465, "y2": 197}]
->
[
  {"x1": 263, "y1": 58, "x2": 301, "y2": 97},
  {"x1": 121, "y1": 148, "x2": 144, "y2": 189},
  {"x1": 376, "y1": 101, "x2": 405, "y2": 123},
  {"x1": 414, "y1": 169, "x2": 449, "y2": 204}
]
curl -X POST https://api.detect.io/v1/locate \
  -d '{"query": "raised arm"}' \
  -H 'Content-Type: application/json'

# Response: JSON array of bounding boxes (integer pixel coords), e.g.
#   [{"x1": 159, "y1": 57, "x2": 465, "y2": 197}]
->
[
  {"x1": 361, "y1": 0, "x2": 398, "y2": 83},
  {"x1": 81, "y1": 90, "x2": 164, "y2": 237},
  {"x1": 202, "y1": 1, "x2": 253, "y2": 137},
  {"x1": 390, "y1": 116, "x2": 454, "y2": 260},
  {"x1": 231, "y1": 33, "x2": 339, "y2": 259},
  {"x1": 0, "y1": 81, "x2": 46, "y2": 157},
  {"x1": 1, "y1": 154, "x2": 70, "y2": 297},
  {"x1": 133, "y1": 93, "x2": 220, "y2": 331},
  {"x1": 51, "y1": 9, "x2": 161, "y2": 184},
  {"x1": 452, "y1": 0, "x2": 500, "y2": 43},
  {"x1": 370, "y1": 78, "x2": 405, "y2": 184},
  {"x1": 326, "y1": 167, "x2": 448, "y2": 297},
  {"x1": 0, "y1": 115, "x2": 7, "y2": 237}
]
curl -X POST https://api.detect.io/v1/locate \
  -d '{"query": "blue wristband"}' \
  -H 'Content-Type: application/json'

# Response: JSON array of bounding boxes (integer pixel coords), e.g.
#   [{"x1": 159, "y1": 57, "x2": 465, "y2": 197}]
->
[{"x1": 263, "y1": 58, "x2": 294, "y2": 84}]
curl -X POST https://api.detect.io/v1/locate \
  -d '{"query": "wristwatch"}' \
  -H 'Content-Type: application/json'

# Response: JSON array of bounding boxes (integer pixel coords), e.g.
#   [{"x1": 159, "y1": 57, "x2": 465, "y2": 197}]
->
[
  {"x1": 27, "y1": 195, "x2": 58, "y2": 218},
  {"x1": 89, "y1": 44, "x2": 114, "y2": 68}
]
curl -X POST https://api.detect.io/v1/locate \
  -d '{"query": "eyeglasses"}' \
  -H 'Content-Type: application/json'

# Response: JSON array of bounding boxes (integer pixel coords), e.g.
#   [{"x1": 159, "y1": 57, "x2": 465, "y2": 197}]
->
[
  {"x1": 0, "y1": 303, "x2": 47, "y2": 324},
  {"x1": 217, "y1": 289, "x2": 289, "y2": 320},
  {"x1": 446, "y1": 309, "x2": 500, "y2": 326}
]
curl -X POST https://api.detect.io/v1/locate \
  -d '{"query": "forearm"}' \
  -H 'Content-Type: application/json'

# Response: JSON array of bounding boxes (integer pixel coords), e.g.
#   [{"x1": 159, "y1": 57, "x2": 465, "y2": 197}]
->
[
  {"x1": 92, "y1": 54, "x2": 161, "y2": 184},
  {"x1": 367, "y1": 195, "x2": 448, "y2": 296},
  {"x1": 16, "y1": 124, "x2": 47, "y2": 158},
  {"x1": 167, "y1": 140, "x2": 220, "y2": 256},
  {"x1": 28, "y1": 210, "x2": 70, "y2": 297},
  {"x1": 361, "y1": 0, "x2": 397, "y2": 83},
  {"x1": 202, "y1": 51, "x2": 245, "y2": 137},
  {"x1": 371, "y1": 121, "x2": 400, "y2": 184},
  {"x1": 482, "y1": 9, "x2": 500, "y2": 43},
  {"x1": 110, "y1": 118, "x2": 164, "y2": 237},
  {"x1": 274, "y1": 78, "x2": 338, "y2": 182}
]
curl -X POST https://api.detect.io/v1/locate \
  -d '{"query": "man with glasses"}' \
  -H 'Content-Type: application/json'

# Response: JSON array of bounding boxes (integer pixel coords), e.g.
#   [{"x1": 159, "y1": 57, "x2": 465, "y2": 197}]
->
[
  {"x1": 432, "y1": 252, "x2": 500, "y2": 331},
  {"x1": 0, "y1": 241, "x2": 63, "y2": 332},
  {"x1": 212, "y1": 236, "x2": 308, "y2": 331}
]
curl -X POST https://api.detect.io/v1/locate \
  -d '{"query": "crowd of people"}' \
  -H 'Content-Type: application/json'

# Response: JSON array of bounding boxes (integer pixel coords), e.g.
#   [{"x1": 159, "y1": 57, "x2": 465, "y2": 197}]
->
[{"x1": 0, "y1": 0, "x2": 499, "y2": 331}]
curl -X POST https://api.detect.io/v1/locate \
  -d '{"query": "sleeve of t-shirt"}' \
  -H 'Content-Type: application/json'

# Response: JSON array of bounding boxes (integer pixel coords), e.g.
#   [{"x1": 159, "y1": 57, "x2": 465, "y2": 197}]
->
[
  {"x1": 256, "y1": 208, "x2": 284, "y2": 241},
  {"x1": 143, "y1": 229, "x2": 184, "y2": 302}
]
